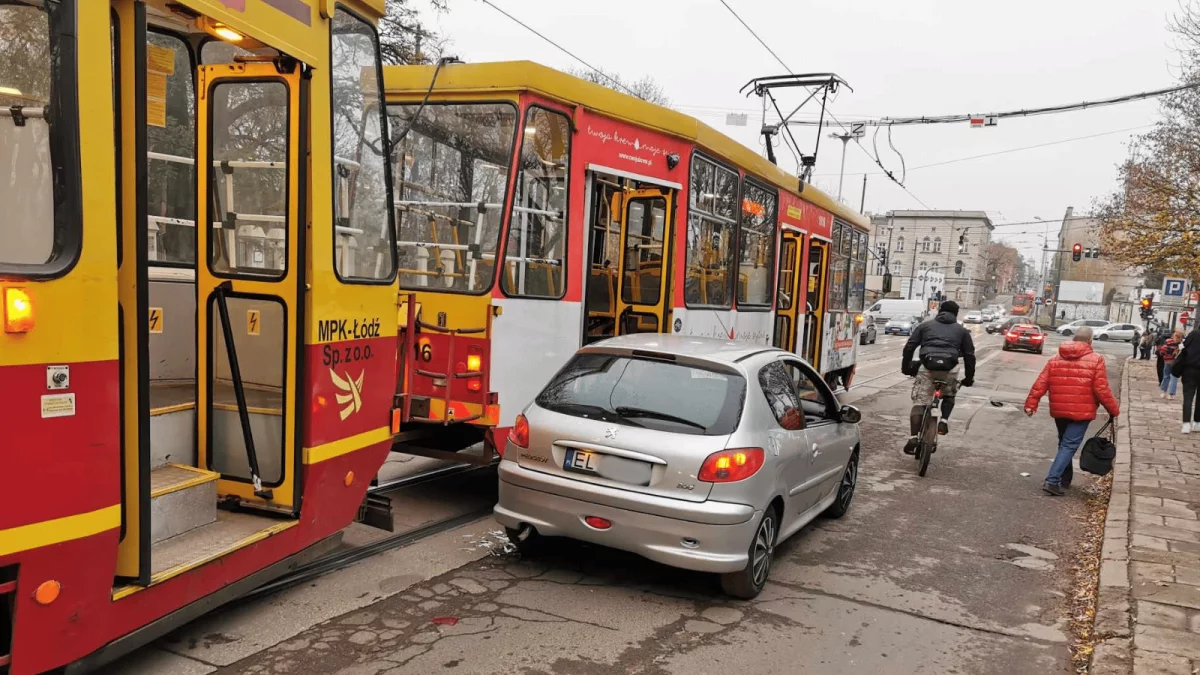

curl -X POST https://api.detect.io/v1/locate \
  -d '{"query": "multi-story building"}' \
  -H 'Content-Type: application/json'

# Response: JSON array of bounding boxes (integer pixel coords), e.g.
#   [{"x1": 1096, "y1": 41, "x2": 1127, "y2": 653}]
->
[
  {"x1": 867, "y1": 210, "x2": 994, "y2": 308},
  {"x1": 1049, "y1": 214, "x2": 1143, "y2": 302}
]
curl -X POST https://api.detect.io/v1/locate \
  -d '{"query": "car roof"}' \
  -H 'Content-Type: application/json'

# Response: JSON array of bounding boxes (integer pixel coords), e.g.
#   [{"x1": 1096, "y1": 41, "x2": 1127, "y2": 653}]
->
[{"x1": 581, "y1": 333, "x2": 776, "y2": 365}]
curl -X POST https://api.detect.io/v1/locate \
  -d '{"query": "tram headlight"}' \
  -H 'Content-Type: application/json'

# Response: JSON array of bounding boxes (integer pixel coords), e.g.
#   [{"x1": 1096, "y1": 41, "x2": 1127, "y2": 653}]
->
[{"x1": 466, "y1": 354, "x2": 481, "y2": 372}]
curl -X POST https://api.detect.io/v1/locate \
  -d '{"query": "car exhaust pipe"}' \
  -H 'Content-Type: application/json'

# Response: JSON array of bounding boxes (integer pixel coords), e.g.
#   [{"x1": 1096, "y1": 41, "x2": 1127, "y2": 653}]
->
[{"x1": 513, "y1": 524, "x2": 536, "y2": 541}]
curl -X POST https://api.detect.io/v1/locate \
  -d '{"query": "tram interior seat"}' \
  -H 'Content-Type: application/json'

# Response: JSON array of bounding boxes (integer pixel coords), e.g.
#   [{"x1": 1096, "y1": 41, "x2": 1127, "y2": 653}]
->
[{"x1": 587, "y1": 267, "x2": 616, "y2": 318}]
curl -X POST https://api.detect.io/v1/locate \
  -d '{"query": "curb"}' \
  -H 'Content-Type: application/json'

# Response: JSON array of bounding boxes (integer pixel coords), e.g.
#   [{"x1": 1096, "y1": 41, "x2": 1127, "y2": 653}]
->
[{"x1": 1090, "y1": 359, "x2": 1134, "y2": 674}]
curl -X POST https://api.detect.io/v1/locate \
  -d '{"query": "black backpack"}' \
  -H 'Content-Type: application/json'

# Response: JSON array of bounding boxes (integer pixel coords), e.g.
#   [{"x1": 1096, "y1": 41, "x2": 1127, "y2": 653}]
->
[{"x1": 1080, "y1": 420, "x2": 1116, "y2": 476}]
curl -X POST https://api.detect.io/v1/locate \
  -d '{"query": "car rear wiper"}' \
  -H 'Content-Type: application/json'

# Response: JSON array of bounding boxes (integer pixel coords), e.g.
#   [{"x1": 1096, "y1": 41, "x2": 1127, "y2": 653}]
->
[
  {"x1": 613, "y1": 406, "x2": 706, "y2": 430},
  {"x1": 542, "y1": 402, "x2": 644, "y2": 427}
]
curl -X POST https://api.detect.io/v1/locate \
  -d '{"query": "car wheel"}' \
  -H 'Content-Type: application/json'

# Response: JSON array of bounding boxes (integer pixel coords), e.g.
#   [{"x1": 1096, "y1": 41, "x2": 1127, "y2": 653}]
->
[
  {"x1": 1097, "y1": 334, "x2": 1109, "y2": 341},
  {"x1": 823, "y1": 450, "x2": 859, "y2": 519},
  {"x1": 1061, "y1": 329, "x2": 1072, "y2": 336},
  {"x1": 505, "y1": 526, "x2": 544, "y2": 557},
  {"x1": 720, "y1": 506, "x2": 778, "y2": 599},
  {"x1": 1002, "y1": 344, "x2": 1009, "y2": 351},
  {"x1": 1036, "y1": 348, "x2": 1044, "y2": 355}
]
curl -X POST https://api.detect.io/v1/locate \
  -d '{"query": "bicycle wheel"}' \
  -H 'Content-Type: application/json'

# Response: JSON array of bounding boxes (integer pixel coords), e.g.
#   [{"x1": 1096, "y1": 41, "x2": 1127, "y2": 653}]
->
[{"x1": 917, "y1": 409, "x2": 937, "y2": 477}]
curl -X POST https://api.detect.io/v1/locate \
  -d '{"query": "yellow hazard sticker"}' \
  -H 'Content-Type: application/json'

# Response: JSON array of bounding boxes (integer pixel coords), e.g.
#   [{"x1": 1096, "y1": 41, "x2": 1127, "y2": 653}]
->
[
  {"x1": 247, "y1": 309, "x2": 261, "y2": 336},
  {"x1": 148, "y1": 307, "x2": 164, "y2": 334}
]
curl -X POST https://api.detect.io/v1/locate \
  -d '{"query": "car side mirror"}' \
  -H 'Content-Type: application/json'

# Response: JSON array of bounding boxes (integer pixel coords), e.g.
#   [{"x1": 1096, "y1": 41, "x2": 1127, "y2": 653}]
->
[{"x1": 839, "y1": 405, "x2": 862, "y2": 424}]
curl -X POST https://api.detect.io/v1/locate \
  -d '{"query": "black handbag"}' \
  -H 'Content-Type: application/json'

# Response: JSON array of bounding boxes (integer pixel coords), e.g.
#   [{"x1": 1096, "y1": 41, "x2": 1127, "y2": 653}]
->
[{"x1": 1080, "y1": 419, "x2": 1117, "y2": 476}]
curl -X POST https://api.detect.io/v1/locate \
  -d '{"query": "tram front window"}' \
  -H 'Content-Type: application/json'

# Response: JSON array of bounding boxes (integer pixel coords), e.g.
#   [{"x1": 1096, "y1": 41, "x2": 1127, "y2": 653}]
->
[
  {"x1": 0, "y1": 1, "x2": 54, "y2": 266},
  {"x1": 389, "y1": 103, "x2": 517, "y2": 293}
]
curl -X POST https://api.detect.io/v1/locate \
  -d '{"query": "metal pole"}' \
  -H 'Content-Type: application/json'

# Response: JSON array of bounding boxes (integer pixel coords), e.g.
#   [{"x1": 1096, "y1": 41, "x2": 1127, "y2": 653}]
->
[
  {"x1": 859, "y1": 174, "x2": 868, "y2": 213},
  {"x1": 836, "y1": 136, "x2": 849, "y2": 201}
]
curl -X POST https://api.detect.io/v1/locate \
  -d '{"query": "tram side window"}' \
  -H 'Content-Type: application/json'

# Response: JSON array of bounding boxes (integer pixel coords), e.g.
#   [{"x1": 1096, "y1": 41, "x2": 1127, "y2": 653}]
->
[
  {"x1": 331, "y1": 9, "x2": 395, "y2": 282},
  {"x1": 502, "y1": 106, "x2": 570, "y2": 298},
  {"x1": 0, "y1": 2, "x2": 55, "y2": 266},
  {"x1": 685, "y1": 154, "x2": 738, "y2": 308},
  {"x1": 389, "y1": 103, "x2": 517, "y2": 294},
  {"x1": 208, "y1": 81, "x2": 290, "y2": 277},
  {"x1": 827, "y1": 222, "x2": 848, "y2": 311},
  {"x1": 848, "y1": 230, "x2": 866, "y2": 312},
  {"x1": 146, "y1": 32, "x2": 196, "y2": 266},
  {"x1": 737, "y1": 179, "x2": 777, "y2": 308}
]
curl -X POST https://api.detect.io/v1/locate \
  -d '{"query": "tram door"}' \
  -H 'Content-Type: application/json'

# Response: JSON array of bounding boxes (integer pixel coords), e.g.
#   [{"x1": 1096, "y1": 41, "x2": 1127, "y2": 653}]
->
[
  {"x1": 773, "y1": 232, "x2": 803, "y2": 352},
  {"x1": 803, "y1": 240, "x2": 828, "y2": 366},
  {"x1": 195, "y1": 62, "x2": 304, "y2": 512},
  {"x1": 583, "y1": 174, "x2": 674, "y2": 344}
]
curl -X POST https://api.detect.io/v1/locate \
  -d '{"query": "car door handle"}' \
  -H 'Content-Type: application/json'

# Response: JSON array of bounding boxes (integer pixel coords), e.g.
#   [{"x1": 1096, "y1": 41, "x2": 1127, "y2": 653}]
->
[{"x1": 811, "y1": 443, "x2": 821, "y2": 458}]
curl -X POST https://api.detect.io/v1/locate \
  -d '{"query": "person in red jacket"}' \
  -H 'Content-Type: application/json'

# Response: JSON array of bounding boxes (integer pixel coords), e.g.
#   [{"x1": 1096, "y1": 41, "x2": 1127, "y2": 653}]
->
[{"x1": 1024, "y1": 327, "x2": 1120, "y2": 495}]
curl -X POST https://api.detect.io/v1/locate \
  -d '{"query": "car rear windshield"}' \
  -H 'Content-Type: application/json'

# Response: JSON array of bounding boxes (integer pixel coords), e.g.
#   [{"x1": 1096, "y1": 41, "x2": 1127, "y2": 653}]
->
[{"x1": 535, "y1": 353, "x2": 746, "y2": 436}]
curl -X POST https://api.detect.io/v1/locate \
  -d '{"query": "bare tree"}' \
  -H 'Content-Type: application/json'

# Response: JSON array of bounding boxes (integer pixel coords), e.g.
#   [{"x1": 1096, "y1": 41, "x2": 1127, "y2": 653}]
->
[
  {"x1": 379, "y1": 0, "x2": 448, "y2": 65},
  {"x1": 566, "y1": 67, "x2": 671, "y2": 106}
]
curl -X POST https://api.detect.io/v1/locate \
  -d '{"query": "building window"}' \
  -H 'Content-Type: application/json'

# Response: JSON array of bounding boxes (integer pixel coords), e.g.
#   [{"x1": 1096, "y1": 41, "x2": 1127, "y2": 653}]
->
[
  {"x1": 896, "y1": 235, "x2": 904, "y2": 252},
  {"x1": 891, "y1": 260, "x2": 901, "y2": 273},
  {"x1": 933, "y1": 236, "x2": 941, "y2": 253},
  {"x1": 922, "y1": 236, "x2": 931, "y2": 252},
  {"x1": 930, "y1": 261, "x2": 939, "y2": 272},
  {"x1": 919, "y1": 261, "x2": 927, "y2": 272}
]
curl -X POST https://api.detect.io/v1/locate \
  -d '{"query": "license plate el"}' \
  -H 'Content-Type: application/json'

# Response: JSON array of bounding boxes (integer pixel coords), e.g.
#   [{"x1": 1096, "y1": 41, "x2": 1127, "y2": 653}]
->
[{"x1": 564, "y1": 449, "x2": 597, "y2": 474}]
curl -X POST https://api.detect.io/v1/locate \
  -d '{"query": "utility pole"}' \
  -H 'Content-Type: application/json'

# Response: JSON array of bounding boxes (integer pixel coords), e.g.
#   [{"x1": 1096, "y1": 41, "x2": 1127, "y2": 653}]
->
[
  {"x1": 859, "y1": 174, "x2": 868, "y2": 213},
  {"x1": 829, "y1": 126, "x2": 865, "y2": 202},
  {"x1": 1049, "y1": 206, "x2": 1074, "y2": 329}
]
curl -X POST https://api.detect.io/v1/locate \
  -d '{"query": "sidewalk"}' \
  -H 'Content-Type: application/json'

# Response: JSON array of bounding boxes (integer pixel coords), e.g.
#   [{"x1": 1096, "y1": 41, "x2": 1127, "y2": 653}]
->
[{"x1": 1093, "y1": 360, "x2": 1200, "y2": 675}]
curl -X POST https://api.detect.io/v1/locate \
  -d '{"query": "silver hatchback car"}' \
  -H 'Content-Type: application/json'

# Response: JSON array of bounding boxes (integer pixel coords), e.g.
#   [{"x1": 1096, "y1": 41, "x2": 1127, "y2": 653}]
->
[{"x1": 494, "y1": 334, "x2": 862, "y2": 598}]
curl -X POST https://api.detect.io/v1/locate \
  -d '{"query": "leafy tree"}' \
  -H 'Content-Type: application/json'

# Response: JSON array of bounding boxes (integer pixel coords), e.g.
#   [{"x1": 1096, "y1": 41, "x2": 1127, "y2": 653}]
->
[
  {"x1": 566, "y1": 67, "x2": 671, "y2": 106},
  {"x1": 1095, "y1": 4, "x2": 1200, "y2": 283}
]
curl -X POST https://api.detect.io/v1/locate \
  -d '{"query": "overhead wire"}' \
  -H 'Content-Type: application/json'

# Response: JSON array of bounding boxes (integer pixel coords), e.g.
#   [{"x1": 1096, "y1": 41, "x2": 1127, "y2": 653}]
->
[{"x1": 477, "y1": 0, "x2": 645, "y2": 100}]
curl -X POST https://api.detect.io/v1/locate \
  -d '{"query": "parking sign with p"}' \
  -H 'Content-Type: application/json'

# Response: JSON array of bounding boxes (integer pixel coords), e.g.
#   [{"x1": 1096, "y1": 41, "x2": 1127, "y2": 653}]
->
[{"x1": 1163, "y1": 277, "x2": 1187, "y2": 298}]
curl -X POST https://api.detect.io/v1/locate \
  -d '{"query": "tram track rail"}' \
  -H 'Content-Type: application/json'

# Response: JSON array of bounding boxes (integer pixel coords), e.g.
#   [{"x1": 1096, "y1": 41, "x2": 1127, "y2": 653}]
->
[{"x1": 241, "y1": 462, "x2": 499, "y2": 603}]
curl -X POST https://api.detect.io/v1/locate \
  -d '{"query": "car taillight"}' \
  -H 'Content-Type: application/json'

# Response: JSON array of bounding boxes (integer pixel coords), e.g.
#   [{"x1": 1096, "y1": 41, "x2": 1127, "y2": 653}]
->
[
  {"x1": 509, "y1": 414, "x2": 530, "y2": 449},
  {"x1": 1032, "y1": 334, "x2": 1045, "y2": 340},
  {"x1": 698, "y1": 448, "x2": 764, "y2": 483}
]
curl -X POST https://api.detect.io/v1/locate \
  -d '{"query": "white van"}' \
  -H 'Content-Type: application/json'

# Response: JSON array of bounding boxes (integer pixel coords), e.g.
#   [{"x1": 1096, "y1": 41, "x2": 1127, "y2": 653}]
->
[{"x1": 865, "y1": 299, "x2": 928, "y2": 325}]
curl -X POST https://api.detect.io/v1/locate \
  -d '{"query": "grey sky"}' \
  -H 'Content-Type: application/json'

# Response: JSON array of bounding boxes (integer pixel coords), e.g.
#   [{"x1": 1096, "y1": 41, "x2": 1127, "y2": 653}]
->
[{"x1": 418, "y1": 0, "x2": 1181, "y2": 260}]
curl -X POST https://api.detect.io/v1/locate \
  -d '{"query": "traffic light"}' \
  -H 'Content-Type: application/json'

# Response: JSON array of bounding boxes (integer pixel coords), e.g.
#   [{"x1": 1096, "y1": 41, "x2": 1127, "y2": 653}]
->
[
  {"x1": 1140, "y1": 296, "x2": 1153, "y2": 319},
  {"x1": 1072, "y1": 243, "x2": 1082, "y2": 262}
]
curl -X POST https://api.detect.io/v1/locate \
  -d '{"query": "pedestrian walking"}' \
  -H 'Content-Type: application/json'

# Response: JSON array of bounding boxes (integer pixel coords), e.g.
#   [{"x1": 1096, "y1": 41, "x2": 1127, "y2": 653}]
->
[
  {"x1": 1159, "y1": 329, "x2": 1183, "y2": 400},
  {"x1": 1132, "y1": 328, "x2": 1141, "y2": 359},
  {"x1": 1024, "y1": 327, "x2": 1120, "y2": 496},
  {"x1": 1139, "y1": 332, "x2": 1154, "y2": 360},
  {"x1": 1176, "y1": 329, "x2": 1200, "y2": 433},
  {"x1": 1155, "y1": 326, "x2": 1168, "y2": 383}
]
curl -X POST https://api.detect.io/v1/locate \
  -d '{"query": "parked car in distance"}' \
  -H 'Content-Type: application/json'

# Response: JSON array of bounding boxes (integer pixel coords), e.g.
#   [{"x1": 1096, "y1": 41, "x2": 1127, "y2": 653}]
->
[
  {"x1": 981, "y1": 310, "x2": 995, "y2": 321},
  {"x1": 495, "y1": 334, "x2": 863, "y2": 599},
  {"x1": 963, "y1": 310, "x2": 984, "y2": 324},
  {"x1": 985, "y1": 304, "x2": 1006, "y2": 318},
  {"x1": 859, "y1": 316, "x2": 877, "y2": 345},
  {"x1": 1002, "y1": 324, "x2": 1046, "y2": 354},
  {"x1": 884, "y1": 315, "x2": 920, "y2": 336},
  {"x1": 1094, "y1": 322, "x2": 1141, "y2": 342},
  {"x1": 988, "y1": 316, "x2": 1034, "y2": 335},
  {"x1": 1056, "y1": 319, "x2": 1109, "y2": 336}
]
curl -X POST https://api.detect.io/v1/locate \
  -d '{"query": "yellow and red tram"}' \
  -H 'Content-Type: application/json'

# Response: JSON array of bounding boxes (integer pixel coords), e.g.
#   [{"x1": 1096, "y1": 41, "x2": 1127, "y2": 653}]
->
[
  {"x1": 382, "y1": 61, "x2": 872, "y2": 456},
  {"x1": 0, "y1": 1, "x2": 410, "y2": 672}
]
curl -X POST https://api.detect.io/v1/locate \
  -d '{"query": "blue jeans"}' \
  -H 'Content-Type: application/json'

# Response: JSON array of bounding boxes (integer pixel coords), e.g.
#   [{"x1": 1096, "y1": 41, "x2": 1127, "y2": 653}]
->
[
  {"x1": 1161, "y1": 371, "x2": 1179, "y2": 396},
  {"x1": 1047, "y1": 419, "x2": 1091, "y2": 486}
]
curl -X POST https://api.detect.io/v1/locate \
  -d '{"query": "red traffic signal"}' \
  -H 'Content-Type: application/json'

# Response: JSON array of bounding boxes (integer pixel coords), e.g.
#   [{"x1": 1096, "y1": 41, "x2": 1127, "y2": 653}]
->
[
  {"x1": 1071, "y1": 243, "x2": 1082, "y2": 262},
  {"x1": 1141, "y1": 297, "x2": 1152, "y2": 310}
]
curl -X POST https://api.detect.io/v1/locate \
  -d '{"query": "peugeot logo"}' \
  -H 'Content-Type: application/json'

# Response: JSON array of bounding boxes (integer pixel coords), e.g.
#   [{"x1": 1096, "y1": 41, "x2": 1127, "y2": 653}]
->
[{"x1": 604, "y1": 426, "x2": 619, "y2": 439}]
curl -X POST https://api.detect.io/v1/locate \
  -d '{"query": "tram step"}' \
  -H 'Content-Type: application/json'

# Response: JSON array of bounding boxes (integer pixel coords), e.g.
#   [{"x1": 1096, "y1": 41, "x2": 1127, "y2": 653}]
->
[
  {"x1": 149, "y1": 383, "x2": 197, "y2": 469},
  {"x1": 150, "y1": 464, "x2": 219, "y2": 544}
]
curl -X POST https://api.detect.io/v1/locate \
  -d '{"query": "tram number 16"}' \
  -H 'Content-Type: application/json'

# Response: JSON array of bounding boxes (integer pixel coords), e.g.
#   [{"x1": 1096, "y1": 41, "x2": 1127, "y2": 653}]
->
[{"x1": 414, "y1": 340, "x2": 433, "y2": 363}]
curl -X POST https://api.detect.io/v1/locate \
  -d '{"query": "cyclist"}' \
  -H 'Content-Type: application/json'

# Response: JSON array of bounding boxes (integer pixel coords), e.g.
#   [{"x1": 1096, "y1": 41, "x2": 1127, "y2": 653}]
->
[{"x1": 900, "y1": 300, "x2": 976, "y2": 454}]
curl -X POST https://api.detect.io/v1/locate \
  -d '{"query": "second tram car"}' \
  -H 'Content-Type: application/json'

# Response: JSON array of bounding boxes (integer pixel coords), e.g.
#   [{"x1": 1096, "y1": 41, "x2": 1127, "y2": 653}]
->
[{"x1": 381, "y1": 62, "x2": 871, "y2": 454}]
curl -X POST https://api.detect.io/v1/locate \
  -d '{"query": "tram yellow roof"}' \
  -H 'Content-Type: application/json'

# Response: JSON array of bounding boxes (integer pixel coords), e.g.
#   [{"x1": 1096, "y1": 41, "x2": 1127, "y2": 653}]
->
[{"x1": 381, "y1": 61, "x2": 870, "y2": 230}]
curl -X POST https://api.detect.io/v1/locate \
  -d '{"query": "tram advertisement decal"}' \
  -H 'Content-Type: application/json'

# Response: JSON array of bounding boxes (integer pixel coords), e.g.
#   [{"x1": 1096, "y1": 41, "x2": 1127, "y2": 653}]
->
[
  {"x1": 821, "y1": 312, "x2": 857, "y2": 374},
  {"x1": 575, "y1": 109, "x2": 689, "y2": 179}
]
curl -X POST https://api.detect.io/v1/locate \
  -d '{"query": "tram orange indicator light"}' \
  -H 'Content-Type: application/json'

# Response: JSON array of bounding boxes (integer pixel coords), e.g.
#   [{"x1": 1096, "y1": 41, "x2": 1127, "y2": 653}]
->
[
  {"x1": 466, "y1": 354, "x2": 481, "y2": 372},
  {"x1": 741, "y1": 198, "x2": 765, "y2": 217},
  {"x1": 4, "y1": 287, "x2": 33, "y2": 333},
  {"x1": 211, "y1": 23, "x2": 244, "y2": 42},
  {"x1": 34, "y1": 580, "x2": 60, "y2": 605}
]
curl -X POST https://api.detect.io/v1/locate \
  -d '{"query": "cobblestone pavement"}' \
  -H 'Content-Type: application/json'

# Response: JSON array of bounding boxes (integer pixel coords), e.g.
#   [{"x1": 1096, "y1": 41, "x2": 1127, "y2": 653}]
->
[
  {"x1": 1093, "y1": 361, "x2": 1200, "y2": 675},
  {"x1": 203, "y1": 345, "x2": 1107, "y2": 675}
]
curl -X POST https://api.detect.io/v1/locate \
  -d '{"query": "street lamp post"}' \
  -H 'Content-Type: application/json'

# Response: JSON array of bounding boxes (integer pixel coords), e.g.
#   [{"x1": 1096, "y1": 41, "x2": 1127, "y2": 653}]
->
[{"x1": 829, "y1": 127, "x2": 865, "y2": 202}]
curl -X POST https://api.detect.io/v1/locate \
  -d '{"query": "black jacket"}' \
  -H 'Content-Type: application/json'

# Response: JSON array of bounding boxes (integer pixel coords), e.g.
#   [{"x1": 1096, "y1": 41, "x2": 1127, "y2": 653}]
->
[
  {"x1": 901, "y1": 311, "x2": 977, "y2": 380},
  {"x1": 1179, "y1": 331, "x2": 1200, "y2": 375}
]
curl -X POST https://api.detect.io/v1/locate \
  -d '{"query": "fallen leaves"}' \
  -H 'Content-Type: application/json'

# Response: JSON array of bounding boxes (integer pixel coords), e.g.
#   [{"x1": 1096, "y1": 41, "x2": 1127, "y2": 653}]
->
[{"x1": 1066, "y1": 473, "x2": 1113, "y2": 674}]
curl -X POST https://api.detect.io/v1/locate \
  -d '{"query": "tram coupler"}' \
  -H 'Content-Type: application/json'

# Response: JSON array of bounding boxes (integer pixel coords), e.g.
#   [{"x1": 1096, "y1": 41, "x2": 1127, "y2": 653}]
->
[{"x1": 356, "y1": 493, "x2": 394, "y2": 532}]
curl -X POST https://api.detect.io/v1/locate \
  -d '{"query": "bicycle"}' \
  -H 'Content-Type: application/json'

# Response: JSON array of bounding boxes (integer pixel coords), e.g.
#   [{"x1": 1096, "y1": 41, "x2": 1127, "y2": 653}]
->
[{"x1": 914, "y1": 379, "x2": 961, "y2": 477}]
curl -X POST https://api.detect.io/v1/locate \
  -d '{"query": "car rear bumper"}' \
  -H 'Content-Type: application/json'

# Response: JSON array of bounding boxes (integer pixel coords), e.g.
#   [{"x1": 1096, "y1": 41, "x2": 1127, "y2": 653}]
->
[{"x1": 494, "y1": 461, "x2": 760, "y2": 573}]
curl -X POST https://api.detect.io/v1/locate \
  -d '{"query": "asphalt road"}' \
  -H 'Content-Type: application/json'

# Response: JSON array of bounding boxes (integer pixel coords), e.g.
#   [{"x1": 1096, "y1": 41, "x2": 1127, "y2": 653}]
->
[{"x1": 193, "y1": 328, "x2": 1127, "y2": 675}]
